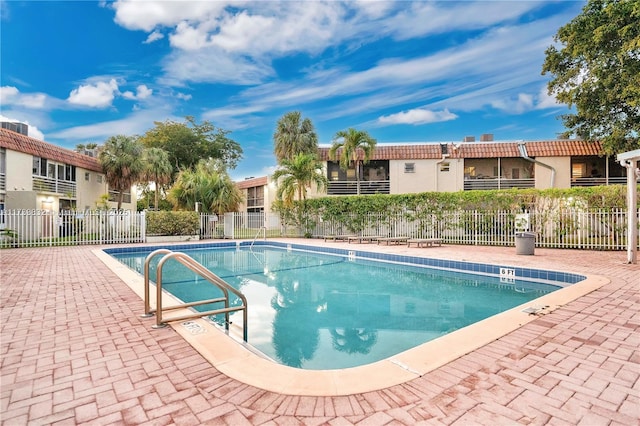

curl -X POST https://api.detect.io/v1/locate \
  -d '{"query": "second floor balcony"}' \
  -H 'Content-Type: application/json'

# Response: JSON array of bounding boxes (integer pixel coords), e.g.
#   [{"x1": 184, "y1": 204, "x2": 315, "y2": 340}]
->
[
  {"x1": 571, "y1": 177, "x2": 627, "y2": 187},
  {"x1": 328, "y1": 180, "x2": 390, "y2": 195},
  {"x1": 33, "y1": 176, "x2": 76, "y2": 198},
  {"x1": 464, "y1": 177, "x2": 535, "y2": 191}
]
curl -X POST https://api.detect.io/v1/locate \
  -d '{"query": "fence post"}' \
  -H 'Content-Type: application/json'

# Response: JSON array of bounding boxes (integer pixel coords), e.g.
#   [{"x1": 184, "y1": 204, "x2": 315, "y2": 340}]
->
[{"x1": 140, "y1": 210, "x2": 146, "y2": 243}]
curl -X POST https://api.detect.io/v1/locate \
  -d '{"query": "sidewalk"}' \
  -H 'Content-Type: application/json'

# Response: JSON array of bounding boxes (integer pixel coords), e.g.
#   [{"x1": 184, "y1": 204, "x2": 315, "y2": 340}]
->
[{"x1": 1, "y1": 242, "x2": 638, "y2": 425}]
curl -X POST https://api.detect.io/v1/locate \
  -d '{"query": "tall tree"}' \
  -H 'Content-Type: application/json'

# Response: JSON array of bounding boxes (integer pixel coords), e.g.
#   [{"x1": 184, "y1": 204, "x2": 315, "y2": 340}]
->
[
  {"x1": 167, "y1": 160, "x2": 243, "y2": 214},
  {"x1": 328, "y1": 128, "x2": 377, "y2": 195},
  {"x1": 542, "y1": 0, "x2": 640, "y2": 155},
  {"x1": 139, "y1": 116, "x2": 243, "y2": 179},
  {"x1": 142, "y1": 147, "x2": 173, "y2": 210},
  {"x1": 99, "y1": 135, "x2": 145, "y2": 210},
  {"x1": 272, "y1": 153, "x2": 327, "y2": 206},
  {"x1": 273, "y1": 111, "x2": 318, "y2": 163}
]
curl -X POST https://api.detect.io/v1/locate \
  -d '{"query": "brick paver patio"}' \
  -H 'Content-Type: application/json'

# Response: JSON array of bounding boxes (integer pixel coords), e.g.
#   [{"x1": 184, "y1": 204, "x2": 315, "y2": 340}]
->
[{"x1": 1, "y1": 242, "x2": 638, "y2": 425}]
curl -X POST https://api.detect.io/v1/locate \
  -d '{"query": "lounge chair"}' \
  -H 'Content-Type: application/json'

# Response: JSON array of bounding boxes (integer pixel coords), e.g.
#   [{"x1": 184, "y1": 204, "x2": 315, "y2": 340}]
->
[
  {"x1": 377, "y1": 236, "x2": 409, "y2": 245},
  {"x1": 347, "y1": 235, "x2": 383, "y2": 244},
  {"x1": 323, "y1": 234, "x2": 356, "y2": 242},
  {"x1": 407, "y1": 238, "x2": 443, "y2": 248}
]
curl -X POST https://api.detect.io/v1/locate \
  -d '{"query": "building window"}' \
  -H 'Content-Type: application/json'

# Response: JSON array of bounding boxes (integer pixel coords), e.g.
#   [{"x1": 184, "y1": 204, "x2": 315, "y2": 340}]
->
[
  {"x1": 85, "y1": 172, "x2": 90, "y2": 181},
  {"x1": 33, "y1": 157, "x2": 47, "y2": 176},
  {"x1": 96, "y1": 175, "x2": 103, "y2": 183},
  {"x1": 0, "y1": 148, "x2": 6, "y2": 175},
  {"x1": 404, "y1": 163, "x2": 415, "y2": 173},
  {"x1": 440, "y1": 162, "x2": 450, "y2": 172},
  {"x1": 64, "y1": 165, "x2": 76, "y2": 181},
  {"x1": 108, "y1": 190, "x2": 131, "y2": 204},
  {"x1": 247, "y1": 186, "x2": 264, "y2": 208},
  {"x1": 572, "y1": 163, "x2": 586, "y2": 179}
]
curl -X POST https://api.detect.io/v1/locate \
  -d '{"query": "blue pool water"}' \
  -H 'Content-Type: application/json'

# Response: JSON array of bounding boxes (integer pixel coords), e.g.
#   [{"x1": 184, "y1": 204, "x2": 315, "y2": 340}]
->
[{"x1": 107, "y1": 242, "x2": 584, "y2": 370}]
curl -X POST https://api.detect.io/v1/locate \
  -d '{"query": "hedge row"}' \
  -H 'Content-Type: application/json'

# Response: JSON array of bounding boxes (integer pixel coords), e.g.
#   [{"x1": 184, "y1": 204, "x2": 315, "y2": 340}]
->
[{"x1": 146, "y1": 211, "x2": 200, "y2": 236}]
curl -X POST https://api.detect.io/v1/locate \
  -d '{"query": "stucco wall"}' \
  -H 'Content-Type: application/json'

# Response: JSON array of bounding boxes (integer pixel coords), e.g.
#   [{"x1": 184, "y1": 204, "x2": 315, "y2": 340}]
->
[
  {"x1": 5, "y1": 150, "x2": 33, "y2": 192},
  {"x1": 76, "y1": 170, "x2": 109, "y2": 210},
  {"x1": 535, "y1": 157, "x2": 571, "y2": 189},
  {"x1": 4, "y1": 191, "x2": 37, "y2": 210},
  {"x1": 389, "y1": 158, "x2": 463, "y2": 193},
  {"x1": 389, "y1": 160, "x2": 434, "y2": 193}
]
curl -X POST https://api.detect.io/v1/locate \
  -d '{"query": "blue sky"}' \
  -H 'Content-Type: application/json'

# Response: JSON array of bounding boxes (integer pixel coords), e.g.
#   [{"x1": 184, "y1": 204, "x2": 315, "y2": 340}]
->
[{"x1": 1, "y1": 0, "x2": 583, "y2": 180}]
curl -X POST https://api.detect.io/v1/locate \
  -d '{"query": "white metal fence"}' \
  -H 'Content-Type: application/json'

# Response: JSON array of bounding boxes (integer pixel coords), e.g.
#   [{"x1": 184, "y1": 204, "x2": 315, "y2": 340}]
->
[
  {"x1": 304, "y1": 209, "x2": 638, "y2": 250},
  {"x1": 1, "y1": 208, "x2": 637, "y2": 250},
  {"x1": 213, "y1": 208, "x2": 638, "y2": 251},
  {"x1": 0, "y1": 210, "x2": 146, "y2": 248}
]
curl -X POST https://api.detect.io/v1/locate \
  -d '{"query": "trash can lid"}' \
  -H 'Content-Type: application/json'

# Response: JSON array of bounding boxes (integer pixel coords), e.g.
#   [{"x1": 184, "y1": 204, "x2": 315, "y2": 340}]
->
[{"x1": 516, "y1": 232, "x2": 535, "y2": 237}]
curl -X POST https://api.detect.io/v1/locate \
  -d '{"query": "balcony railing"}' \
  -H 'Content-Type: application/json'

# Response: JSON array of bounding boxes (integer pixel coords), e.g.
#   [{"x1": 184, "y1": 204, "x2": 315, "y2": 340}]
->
[
  {"x1": 0, "y1": 173, "x2": 5, "y2": 191},
  {"x1": 464, "y1": 178, "x2": 535, "y2": 191},
  {"x1": 571, "y1": 177, "x2": 627, "y2": 187},
  {"x1": 32, "y1": 176, "x2": 77, "y2": 197},
  {"x1": 328, "y1": 180, "x2": 390, "y2": 195},
  {"x1": 109, "y1": 190, "x2": 132, "y2": 204}
]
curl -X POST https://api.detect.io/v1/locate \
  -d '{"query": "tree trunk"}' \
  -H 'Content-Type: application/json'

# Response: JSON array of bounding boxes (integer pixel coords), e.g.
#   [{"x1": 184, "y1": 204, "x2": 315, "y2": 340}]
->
[
  {"x1": 356, "y1": 160, "x2": 361, "y2": 195},
  {"x1": 154, "y1": 181, "x2": 159, "y2": 211}
]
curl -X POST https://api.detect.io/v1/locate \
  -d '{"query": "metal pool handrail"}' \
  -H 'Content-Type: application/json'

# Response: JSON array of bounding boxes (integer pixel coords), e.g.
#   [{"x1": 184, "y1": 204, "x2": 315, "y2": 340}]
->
[
  {"x1": 142, "y1": 249, "x2": 248, "y2": 341},
  {"x1": 250, "y1": 226, "x2": 267, "y2": 250}
]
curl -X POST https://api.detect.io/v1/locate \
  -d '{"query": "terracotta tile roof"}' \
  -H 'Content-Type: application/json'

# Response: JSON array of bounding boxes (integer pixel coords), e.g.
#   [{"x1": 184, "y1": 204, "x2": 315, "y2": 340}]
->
[
  {"x1": 318, "y1": 144, "x2": 444, "y2": 160},
  {"x1": 319, "y1": 139, "x2": 604, "y2": 161},
  {"x1": 454, "y1": 142, "x2": 520, "y2": 158},
  {"x1": 236, "y1": 176, "x2": 268, "y2": 189},
  {"x1": 0, "y1": 128, "x2": 102, "y2": 173},
  {"x1": 525, "y1": 140, "x2": 603, "y2": 157}
]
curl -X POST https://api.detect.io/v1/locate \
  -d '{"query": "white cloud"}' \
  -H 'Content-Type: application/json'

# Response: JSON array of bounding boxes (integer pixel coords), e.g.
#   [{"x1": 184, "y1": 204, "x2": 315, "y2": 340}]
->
[
  {"x1": 49, "y1": 106, "x2": 175, "y2": 141},
  {"x1": 491, "y1": 86, "x2": 563, "y2": 114},
  {"x1": 378, "y1": 108, "x2": 458, "y2": 125},
  {"x1": 170, "y1": 21, "x2": 211, "y2": 50},
  {"x1": 353, "y1": 0, "x2": 395, "y2": 19},
  {"x1": 1, "y1": 86, "x2": 47, "y2": 109},
  {"x1": 68, "y1": 79, "x2": 119, "y2": 108},
  {"x1": 122, "y1": 84, "x2": 153, "y2": 100},
  {"x1": 217, "y1": 12, "x2": 566, "y2": 126},
  {"x1": 112, "y1": 0, "x2": 226, "y2": 32},
  {"x1": 161, "y1": 47, "x2": 273, "y2": 85},
  {"x1": 0, "y1": 85, "x2": 19, "y2": 101},
  {"x1": 175, "y1": 92, "x2": 192, "y2": 101},
  {"x1": 384, "y1": 1, "x2": 544, "y2": 40},
  {"x1": 535, "y1": 86, "x2": 560, "y2": 109},
  {"x1": 144, "y1": 30, "x2": 164, "y2": 44},
  {"x1": 491, "y1": 93, "x2": 535, "y2": 114}
]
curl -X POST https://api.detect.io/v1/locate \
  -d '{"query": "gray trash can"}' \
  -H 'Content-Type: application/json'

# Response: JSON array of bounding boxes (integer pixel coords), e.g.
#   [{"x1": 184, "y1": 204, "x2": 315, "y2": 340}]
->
[{"x1": 515, "y1": 232, "x2": 535, "y2": 255}]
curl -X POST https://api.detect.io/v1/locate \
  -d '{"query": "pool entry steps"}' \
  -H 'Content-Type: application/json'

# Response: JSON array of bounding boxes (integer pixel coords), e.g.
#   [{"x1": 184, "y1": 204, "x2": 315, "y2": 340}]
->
[{"x1": 142, "y1": 248, "x2": 248, "y2": 341}]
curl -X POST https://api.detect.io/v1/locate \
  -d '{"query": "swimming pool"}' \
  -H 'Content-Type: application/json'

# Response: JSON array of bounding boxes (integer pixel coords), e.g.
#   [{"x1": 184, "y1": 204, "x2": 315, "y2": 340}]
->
[{"x1": 106, "y1": 241, "x2": 584, "y2": 371}]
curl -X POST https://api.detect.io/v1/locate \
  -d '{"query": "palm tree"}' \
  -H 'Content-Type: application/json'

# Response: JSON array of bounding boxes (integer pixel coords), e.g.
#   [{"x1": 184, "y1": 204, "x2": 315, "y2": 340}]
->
[
  {"x1": 142, "y1": 147, "x2": 173, "y2": 210},
  {"x1": 328, "y1": 128, "x2": 377, "y2": 195},
  {"x1": 272, "y1": 153, "x2": 327, "y2": 207},
  {"x1": 168, "y1": 160, "x2": 243, "y2": 214},
  {"x1": 98, "y1": 135, "x2": 145, "y2": 210},
  {"x1": 273, "y1": 111, "x2": 318, "y2": 163}
]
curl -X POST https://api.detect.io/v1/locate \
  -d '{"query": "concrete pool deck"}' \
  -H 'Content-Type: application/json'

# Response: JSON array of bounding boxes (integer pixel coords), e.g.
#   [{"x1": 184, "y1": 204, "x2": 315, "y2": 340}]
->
[{"x1": 1, "y1": 241, "x2": 638, "y2": 425}]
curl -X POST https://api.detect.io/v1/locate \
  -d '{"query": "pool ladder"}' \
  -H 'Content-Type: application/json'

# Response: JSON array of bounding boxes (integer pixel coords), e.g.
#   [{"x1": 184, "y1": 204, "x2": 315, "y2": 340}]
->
[
  {"x1": 142, "y1": 249, "x2": 248, "y2": 341},
  {"x1": 250, "y1": 226, "x2": 267, "y2": 250}
]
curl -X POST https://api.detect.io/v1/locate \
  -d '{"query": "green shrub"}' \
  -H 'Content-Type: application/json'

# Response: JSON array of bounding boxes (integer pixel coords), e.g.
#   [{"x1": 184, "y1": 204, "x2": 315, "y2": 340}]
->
[
  {"x1": 146, "y1": 211, "x2": 199, "y2": 236},
  {"x1": 275, "y1": 185, "x2": 637, "y2": 232}
]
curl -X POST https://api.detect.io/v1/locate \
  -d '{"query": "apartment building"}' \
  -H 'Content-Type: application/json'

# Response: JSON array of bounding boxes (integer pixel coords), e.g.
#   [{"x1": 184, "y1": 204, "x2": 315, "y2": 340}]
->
[
  {"x1": 237, "y1": 137, "x2": 628, "y2": 214},
  {"x1": 0, "y1": 127, "x2": 137, "y2": 214}
]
